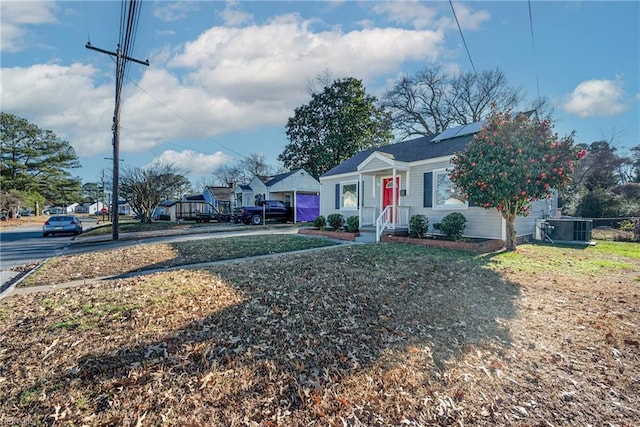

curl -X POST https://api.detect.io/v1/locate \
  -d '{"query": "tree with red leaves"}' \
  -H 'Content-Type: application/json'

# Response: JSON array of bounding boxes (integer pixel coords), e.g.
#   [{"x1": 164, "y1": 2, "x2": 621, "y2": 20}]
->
[{"x1": 449, "y1": 109, "x2": 584, "y2": 250}]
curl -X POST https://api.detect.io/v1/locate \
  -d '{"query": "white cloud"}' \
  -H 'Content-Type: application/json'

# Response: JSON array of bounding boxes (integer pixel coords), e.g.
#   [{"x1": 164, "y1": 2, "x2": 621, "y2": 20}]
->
[
  {"x1": 0, "y1": 63, "x2": 114, "y2": 155},
  {"x1": 563, "y1": 79, "x2": 627, "y2": 117},
  {"x1": 372, "y1": 1, "x2": 489, "y2": 31},
  {"x1": 0, "y1": 1, "x2": 57, "y2": 52},
  {"x1": 1, "y1": 9, "x2": 449, "y2": 167},
  {"x1": 152, "y1": 1, "x2": 200, "y2": 23},
  {"x1": 220, "y1": 1, "x2": 253, "y2": 26},
  {"x1": 170, "y1": 13, "x2": 443, "y2": 97},
  {"x1": 151, "y1": 150, "x2": 232, "y2": 176}
]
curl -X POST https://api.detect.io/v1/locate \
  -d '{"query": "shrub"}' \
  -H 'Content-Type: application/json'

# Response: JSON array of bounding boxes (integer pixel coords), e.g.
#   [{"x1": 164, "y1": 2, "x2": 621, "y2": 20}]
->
[
  {"x1": 345, "y1": 216, "x2": 359, "y2": 233},
  {"x1": 327, "y1": 213, "x2": 344, "y2": 230},
  {"x1": 408, "y1": 214, "x2": 429, "y2": 238},
  {"x1": 312, "y1": 215, "x2": 326, "y2": 229},
  {"x1": 439, "y1": 212, "x2": 467, "y2": 240}
]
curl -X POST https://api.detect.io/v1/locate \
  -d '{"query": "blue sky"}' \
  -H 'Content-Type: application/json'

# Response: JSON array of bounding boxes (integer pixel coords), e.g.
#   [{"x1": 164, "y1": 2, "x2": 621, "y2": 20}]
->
[{"x1": 2, "y1": 1, "x2": 638, "y2": 186}]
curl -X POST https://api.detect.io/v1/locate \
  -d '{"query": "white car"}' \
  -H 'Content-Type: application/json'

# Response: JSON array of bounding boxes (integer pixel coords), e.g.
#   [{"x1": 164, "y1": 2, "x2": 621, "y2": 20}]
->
[{"x1": 42, "y1": 215, "x2": 83, "y2": 237}]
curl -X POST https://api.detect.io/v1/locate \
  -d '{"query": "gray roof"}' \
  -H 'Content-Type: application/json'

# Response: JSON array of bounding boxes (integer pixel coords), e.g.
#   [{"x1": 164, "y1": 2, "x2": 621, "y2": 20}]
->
[
  {"x1": 257, "y1": 169, "x2": 303, "y2": 187},
  {"x1": 321, "y1": 133, "x2": 475, "y2": 177},
  {"x1": 184, "y1": 194, "x2": 205, "y2": 201}
]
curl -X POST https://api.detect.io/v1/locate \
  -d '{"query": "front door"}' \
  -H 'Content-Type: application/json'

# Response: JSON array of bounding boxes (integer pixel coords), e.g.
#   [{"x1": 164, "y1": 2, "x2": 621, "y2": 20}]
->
[{"x1": 382, "y1": 177, "x2": 400, "y2": 222}]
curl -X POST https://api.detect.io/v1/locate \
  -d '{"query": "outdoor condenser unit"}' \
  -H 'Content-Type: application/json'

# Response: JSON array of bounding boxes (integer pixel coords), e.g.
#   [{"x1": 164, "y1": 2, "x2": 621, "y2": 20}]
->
[{"x1": 544, "y1": 218, "x2": 593, "y2": 243}]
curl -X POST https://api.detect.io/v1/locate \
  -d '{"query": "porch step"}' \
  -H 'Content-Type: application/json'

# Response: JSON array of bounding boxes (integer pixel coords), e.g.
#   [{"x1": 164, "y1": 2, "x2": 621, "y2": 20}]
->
[
  {"x1": 356, "y1": 226, "x2": 409, "y2": 243},
  {"x1": 355, "y1": 229, "x2": 376, "y2": 243}
]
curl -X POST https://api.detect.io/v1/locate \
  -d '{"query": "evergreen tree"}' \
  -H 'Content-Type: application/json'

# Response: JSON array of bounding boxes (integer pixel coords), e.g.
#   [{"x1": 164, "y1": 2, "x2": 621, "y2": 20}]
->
[
  {"x1": 279, "y1": 77, "x2": 393, "y2": 179},
  {"x1": 1, "y1": 112, "x2": 82, "y2": 207}
]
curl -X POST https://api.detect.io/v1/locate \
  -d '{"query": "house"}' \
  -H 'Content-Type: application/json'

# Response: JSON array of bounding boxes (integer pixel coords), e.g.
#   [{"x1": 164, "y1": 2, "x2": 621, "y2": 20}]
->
[
  {"x1": 164, "y1": 186, "x2": 230, "y2": 221},
  {"x1": 49, "y1": 203, "x2": 79, "y2": 214},
  {"x1": 75, "y1": 202, "x2": 105, "y2": 214},
  {"x1": 152, "y1": 200, "x2": 178, "y2": 220},
  {"x1": 206, "y1": 185, "x2": 234, "y2": 215},
  {"x1": 234, "y1": 169, "x2": 321, "y2": 222},
  {"x1": 319, "y1": 122, "x2": 558, "y2": 242},
  {"x1": 234, "y1": 184, "x2": 254, "y2": 208},
  {"x1": 117, "y1": 200, "x2": 132, "y2": 215}
]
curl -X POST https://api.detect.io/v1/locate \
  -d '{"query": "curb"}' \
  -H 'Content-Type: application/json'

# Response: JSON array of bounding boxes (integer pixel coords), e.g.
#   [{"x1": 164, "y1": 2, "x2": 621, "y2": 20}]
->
[
  {"x1": 0, "y1": 258, "x2": 50, "y2": 299},
  {"x1": 3, "y1": 242, "x2": 354, "y2": 297}
]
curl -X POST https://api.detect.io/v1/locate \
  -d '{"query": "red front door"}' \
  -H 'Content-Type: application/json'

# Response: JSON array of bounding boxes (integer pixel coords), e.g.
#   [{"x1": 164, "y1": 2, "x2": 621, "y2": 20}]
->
[{"x1": 382, "y1": 177, "x2": 400, "y2": 221}]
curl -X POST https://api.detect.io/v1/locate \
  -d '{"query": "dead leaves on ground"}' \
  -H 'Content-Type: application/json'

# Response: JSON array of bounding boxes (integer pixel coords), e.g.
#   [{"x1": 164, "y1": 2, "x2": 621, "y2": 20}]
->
[{"x1": 1, "y1": 244, "x2": 639, "y2": 425}]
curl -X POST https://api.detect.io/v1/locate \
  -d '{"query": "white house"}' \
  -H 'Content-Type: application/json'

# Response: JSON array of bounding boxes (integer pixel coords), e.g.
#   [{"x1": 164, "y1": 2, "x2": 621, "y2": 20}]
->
[
  {"x1": 75, "y1": 202, "x2": 105, "y2": 214},
  {"x1": 320, "y1": 122, "x2": 558, "y2": 242}
]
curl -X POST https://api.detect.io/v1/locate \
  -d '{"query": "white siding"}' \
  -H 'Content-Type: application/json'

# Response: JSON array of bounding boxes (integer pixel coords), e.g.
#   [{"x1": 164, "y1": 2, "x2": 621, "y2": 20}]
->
[
  {"x1": 359, "y1": 157, "x2": 392, "y2": 173},
  {"x1": 322, "y1": 158, "x2": 558, "y2": 241},
  {"x1": 269, "y1": 170, "x2": 320, "y2": 193},
  {"x1": 514, "y1": 195, "x2": 558, "y2": 237}
]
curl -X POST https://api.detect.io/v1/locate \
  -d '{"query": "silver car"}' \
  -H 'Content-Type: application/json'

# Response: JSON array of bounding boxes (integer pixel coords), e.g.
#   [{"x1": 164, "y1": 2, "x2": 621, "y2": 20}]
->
[{"x1": 43, "y1": 215, "x2": 83, "y2": 237}]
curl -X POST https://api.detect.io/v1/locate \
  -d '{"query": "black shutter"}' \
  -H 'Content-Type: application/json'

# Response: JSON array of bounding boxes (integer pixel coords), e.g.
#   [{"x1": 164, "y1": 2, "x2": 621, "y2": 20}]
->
[
  {"x1": 335, "y1": 184, "x2": 340, "y2": 209},
  {"x1": 357, "y1": 181, "x2": 362, "y2": 207},
  {"x1": 423, "y1": 172, "x2": 433, "y2": 208}
]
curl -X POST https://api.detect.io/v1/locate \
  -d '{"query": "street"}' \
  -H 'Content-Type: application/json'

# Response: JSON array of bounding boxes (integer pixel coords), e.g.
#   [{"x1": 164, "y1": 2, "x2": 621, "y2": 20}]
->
[{"x1": 0, "y1": 218, "x2": 300, "y2": 295}]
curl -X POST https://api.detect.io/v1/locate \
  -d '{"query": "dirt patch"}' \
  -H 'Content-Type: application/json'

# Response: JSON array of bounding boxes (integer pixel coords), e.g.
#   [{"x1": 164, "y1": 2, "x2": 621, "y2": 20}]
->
[{"x1": 0, "y1": 242, "x2": 639, "y2": 426}]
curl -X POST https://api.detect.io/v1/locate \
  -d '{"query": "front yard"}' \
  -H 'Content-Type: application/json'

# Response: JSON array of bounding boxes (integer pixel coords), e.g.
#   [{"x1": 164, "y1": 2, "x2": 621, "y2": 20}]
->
[{"x1": 0, "y1": 239, "x2": 638, "y2": 425}]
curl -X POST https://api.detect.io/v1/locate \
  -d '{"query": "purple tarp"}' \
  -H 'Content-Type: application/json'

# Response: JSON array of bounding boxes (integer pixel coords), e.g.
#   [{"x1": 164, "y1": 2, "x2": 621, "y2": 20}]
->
[{"x1": 295, "y1": 194, "x2": 320, "y2": 222}]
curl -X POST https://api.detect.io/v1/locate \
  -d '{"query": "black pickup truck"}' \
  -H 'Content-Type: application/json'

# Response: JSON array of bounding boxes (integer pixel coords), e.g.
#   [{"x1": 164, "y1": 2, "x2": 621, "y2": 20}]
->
[{"x1": 236, "y1": 200, "x2": 293, "y2": 225}]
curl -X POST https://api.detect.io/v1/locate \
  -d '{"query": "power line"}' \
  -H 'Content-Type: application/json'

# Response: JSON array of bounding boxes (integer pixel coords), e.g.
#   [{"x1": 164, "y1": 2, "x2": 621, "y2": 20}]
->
[
  {"x1": 449, "y1": 0, "x2": 477, "y2": 75},
  {"x1": 124, "y1": 77, "x2": 249, "y2": 160},
  {"x1": 86, "y1": 0, "x2": 149, "y2": 241},
  {"x1": 528, "y1": 0, "x2": 542, "y2": 107}
]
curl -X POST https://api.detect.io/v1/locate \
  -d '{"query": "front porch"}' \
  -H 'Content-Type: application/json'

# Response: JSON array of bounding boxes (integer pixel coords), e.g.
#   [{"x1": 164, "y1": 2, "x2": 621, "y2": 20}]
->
[{"x1": 359, "y1": 205, "x2": 410, "y2": 242}]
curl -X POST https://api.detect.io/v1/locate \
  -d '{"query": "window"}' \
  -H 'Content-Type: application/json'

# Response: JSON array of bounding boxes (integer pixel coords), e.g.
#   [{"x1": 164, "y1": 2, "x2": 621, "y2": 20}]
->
[
  {"x1": 434, "y1": 170, "x2": 466, "y2": 208},
  {"x1": 342, "y1": 183, "x2": 357, "y2": 209}
]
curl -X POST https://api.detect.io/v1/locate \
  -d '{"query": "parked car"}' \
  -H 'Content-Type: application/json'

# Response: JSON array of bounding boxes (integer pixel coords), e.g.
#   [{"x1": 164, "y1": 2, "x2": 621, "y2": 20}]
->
[
  {"x1": 42, "y1": 215, "x2": 83, "y2": 237},
  {"x1": 237, "y1": 200, "x2": 293, "y2": 225}
]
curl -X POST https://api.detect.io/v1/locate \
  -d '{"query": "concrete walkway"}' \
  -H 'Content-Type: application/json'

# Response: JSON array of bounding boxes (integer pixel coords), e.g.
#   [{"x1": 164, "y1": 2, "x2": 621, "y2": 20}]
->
[{"x1": 1, "y1": 224, "x2": 354, "y2": 299}]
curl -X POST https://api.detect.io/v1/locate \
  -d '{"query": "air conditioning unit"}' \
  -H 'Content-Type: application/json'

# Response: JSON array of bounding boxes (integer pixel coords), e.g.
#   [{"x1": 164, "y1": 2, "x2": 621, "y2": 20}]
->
[{"x1": 543, "y1": 218, "x2": 593, "y2": 243}]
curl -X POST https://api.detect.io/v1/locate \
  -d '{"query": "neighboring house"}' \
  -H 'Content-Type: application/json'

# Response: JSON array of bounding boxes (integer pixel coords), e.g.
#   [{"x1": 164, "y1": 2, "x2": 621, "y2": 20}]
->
[
  {"x1": 171, "y1": 187, "x2": 222, "y2": 220},
  {"x1": 117, "y1": 200, "x2": 132, "y2": 215},
  {"x1": 234, "y1": 184, "x2": 254, "y2": 208},
  {"x1": 152, "y1": 200, "x2": 178, "y2": 220},
  {"x1": 320, "y1": 122, "x2": 558, "y2": 242},
  {"x1": 75, "y1": 202, "x2": 105, "y2": 214},
  {"x1": 206, "y1": 185, "x2": 234, "y2": 215},
  {"x1": 234, "y1": 169, "x2": 321, "y2": 222},
  {"x1": 50, "y1": 203, "x2": 79, "y2": 214}
]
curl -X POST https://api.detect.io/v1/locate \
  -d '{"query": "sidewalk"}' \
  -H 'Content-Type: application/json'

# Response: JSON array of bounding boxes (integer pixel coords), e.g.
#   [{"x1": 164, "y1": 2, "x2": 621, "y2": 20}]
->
[{"x1": 0, "y1": 223, "x2": 302, "y2": 297}]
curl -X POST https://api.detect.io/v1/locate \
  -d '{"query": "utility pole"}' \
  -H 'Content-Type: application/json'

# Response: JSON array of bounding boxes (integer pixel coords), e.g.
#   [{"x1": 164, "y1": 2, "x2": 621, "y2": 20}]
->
[{"x1": 86, "y1": 42, "x2": 148, "y2": 240}]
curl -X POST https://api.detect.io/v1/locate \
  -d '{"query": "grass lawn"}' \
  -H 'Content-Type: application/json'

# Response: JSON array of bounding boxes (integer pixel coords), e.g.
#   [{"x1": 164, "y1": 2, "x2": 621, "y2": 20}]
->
[
  {"x1": 1, "y1": 239, "x2": 638, "y2": 426},
  {"x1": 19, "y1": 234, "x2": 340, "y2": 287}
]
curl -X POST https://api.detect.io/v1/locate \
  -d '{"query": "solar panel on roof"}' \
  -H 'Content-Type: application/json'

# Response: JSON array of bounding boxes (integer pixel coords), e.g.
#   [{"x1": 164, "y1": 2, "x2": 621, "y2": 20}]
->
[
  {"x1": 456, "y1": 121, "x2": 483, "y2": 137},
  {"x1": 432, "y1": 121, "x2": 484, "y2": 142},
  {"x1": 432, "y1": 124, "x2": 465, "y2": 142}
]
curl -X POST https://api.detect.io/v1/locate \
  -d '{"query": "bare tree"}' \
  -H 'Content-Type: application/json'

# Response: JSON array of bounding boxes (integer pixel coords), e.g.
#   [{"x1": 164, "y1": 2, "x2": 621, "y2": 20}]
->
[
  {"x1": 120, "y1": 163, "x2": 190, "y2": 222},
  {"x1": 447, "y1": 68, "x2": 522, "y2": 125},
  {"x1": 382, "y1": 65, "x2": 451, "y2": 139},
  {"x1": 383, "y1": 66, "x2": 524, "y2": 140},
  {"x1": 211, "y1": 153, "x2": 276, "y2": 186}
]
